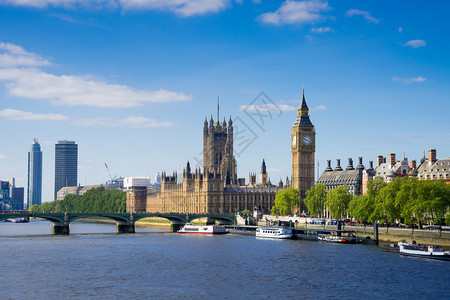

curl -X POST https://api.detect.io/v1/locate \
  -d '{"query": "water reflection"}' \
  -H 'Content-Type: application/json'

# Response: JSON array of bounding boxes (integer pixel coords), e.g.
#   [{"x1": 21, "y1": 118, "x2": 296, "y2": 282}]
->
[{"x1": 0, "y1": 218, "x2": 170, "y2": 236}]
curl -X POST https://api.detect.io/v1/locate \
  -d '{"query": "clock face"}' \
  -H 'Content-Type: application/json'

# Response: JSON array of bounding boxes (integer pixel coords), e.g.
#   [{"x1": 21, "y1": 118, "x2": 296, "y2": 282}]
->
[
  {"x1": 302, "y1": 135, "x2": 312, "y2": 145},
  {"x1": 292, "y1": 135, "x2": 296, "y2": 147}
]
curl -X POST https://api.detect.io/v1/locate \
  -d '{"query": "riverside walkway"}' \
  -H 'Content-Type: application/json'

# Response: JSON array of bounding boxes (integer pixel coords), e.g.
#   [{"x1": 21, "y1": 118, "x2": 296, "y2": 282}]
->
[{"x1": 0, "y1": 212, "x2": 235, "y2": 234}]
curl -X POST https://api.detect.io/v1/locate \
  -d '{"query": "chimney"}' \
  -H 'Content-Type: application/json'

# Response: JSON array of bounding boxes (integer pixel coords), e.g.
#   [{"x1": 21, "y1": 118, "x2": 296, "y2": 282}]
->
[
  {"x1": 324, "y1": 160, "x2": 333, "y2": 172},
  {"x1": 346, "y1": 158, "x2": 354, "y2": 170},
  {"x1": 369, "y1": 161, "x2": 374, "y2": 171},
  {"x1": 335, "y1": 159, "x2": 343, "y2": 171},
  {"x1": 428, "y1": 149, "x2": 436, "y2": 164},
  {"x1": 388, "y1": 153, "x2": 396, "y2": 166},
  {"x1": 356, "y1": 157, "x2": 365, "y2": 171},
  {"x1": 410, "y1": 160, "x2": 417, "y2": 170},
  {"x1": 377, "y1": 155, "x2": 384, "y2": 166}
]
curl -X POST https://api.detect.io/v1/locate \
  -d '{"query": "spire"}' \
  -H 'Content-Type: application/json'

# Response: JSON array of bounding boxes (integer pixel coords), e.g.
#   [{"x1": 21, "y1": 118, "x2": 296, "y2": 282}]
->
[
  {"x1": 294, "y1": 87, "x2": 313, "y2": 127},
  {"x1": 217, "y1": 94, "x2": 220, "y2": 122},
  {"x1": 261, "y1": 159, "x2": 267, "y2": 174},
  {"x1": 186, "y1": 161, "x2": 191, "y2": 175},
  {"x1": 300, "y1": 87, "x2": 309, "y2": 111}
]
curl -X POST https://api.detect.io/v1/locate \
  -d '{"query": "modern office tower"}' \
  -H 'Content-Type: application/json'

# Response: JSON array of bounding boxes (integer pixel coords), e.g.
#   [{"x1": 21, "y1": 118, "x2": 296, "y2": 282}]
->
[
  {"x1": 27, "y1": 138, "x2": 42, "y2": 208},
  {"x1": 54, "y1": 140, "x2": 78, "y2": 200}
]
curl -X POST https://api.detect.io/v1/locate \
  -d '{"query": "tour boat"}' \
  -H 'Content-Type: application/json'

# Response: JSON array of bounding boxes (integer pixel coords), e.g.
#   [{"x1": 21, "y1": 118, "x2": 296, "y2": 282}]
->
[
  {"x1": 255, "y1": 226, "x2": 293, "y2": 239},
  {"x1": 177, "y1": 223, "x2": 228, "y2": 235},
  {"x1": 398, "y1": 241, "x2": 450, "y2": 260}
]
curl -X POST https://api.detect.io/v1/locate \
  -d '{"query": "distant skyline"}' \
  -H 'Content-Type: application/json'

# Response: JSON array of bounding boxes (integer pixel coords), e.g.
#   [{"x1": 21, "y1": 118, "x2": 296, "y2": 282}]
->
[{"x1": 0, "y1": 0, "x2": 449, "y2": 202}]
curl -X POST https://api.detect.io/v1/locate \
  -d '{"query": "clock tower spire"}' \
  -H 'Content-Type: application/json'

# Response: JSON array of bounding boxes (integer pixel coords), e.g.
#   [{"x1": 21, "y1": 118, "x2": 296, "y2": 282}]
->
[{"x1": 291, "y1": 88, "x2": 316, "y2": 212}]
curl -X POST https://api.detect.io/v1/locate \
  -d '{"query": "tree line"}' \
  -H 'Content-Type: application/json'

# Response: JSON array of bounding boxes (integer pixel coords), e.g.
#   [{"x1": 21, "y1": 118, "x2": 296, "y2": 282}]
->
[
  {"x1": 28, "y1": 187, "x2": 126, "y2": 213},
  {"x1": 272, "y1": 177, "x2": 450, "y2": 225}
]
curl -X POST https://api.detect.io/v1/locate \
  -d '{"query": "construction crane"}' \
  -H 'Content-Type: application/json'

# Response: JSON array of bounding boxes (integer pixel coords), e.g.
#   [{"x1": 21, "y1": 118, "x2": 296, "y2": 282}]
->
[{"x1": 104, "y1": 163, "x2": 116, "y2": 184}]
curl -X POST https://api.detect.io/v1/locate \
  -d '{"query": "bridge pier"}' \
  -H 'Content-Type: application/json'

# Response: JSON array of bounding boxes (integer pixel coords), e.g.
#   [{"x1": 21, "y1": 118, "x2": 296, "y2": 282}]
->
[
  {"x1": 170, "y1": 222, "x2": 184, "y2": 232},
  {"x1": 52, "y1": 222, "x2": 70, "y2": 235},
  {"x1": 116, "y1": 222, "x2": 135, "y2": 234}
]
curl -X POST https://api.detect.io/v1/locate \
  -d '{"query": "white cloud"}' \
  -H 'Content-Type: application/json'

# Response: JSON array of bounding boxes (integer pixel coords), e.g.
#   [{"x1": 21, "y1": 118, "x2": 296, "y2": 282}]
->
[
  {"x1": 398, "y1": 27, "x2": 403, "y2": 33},
  {"x1": 0, "y1": 108, "x2": 68, "y2": 121},
  {"x1": 0, "y1": 0, "x2": 230, "y2": 17},
  {"x1": 345, "y1": 9, "x2": 379, "y2": 24},
  {"x1": 311, "y1": 26, "x2": 334, "y2": 33},
  {"x1": 310, "y1": 105, "x2": 327, "y2": 111},
  {"x1": 74, "y1": 116, "x2": 175, "y2": 128},
  {"x1": 392, "y1": 76, "x2": 426, "y2": 84},
  {"x1": 0, "y1": 42, "x2": 51, "y2": 67},
  {"x1": 0, "y1": 0, "x2": 116, "y2": 9},
  {"x1": 240, "y1": 103, "x2": 296, "y2": 112},
  {"x1": 404, "y1": 39, "x2": 426, "y2": 48},
  {"x1": 0, "y1": 42, "x2": 192, "y2": 108},
  {"x1": 258, "y1": 0, "x2": 331, "y2": 26},
  {"x1": 119, "y1": 0, "x2": 230, "y2": 17},
  {"x1": 0, "y1": 67, "x2": 191, "y2": 107}
]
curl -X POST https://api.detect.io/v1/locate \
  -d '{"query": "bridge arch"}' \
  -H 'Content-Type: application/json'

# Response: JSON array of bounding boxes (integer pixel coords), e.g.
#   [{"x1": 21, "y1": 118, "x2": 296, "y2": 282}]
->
[
  {"x1": 133, "y1": 213, "x2": 188, "y2": 232},
  {"x1": 67, "y1": 213, "x2": 134, "y2": 233},
  {"x1": 187, "y1": 214, "x2": 235, "y2": 225}
]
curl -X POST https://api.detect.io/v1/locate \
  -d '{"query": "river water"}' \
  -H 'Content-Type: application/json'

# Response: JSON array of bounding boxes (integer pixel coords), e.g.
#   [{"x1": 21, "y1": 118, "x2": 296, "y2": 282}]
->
[{"x1": 0, "y1": 219, "x2": 448, "y2": 299}]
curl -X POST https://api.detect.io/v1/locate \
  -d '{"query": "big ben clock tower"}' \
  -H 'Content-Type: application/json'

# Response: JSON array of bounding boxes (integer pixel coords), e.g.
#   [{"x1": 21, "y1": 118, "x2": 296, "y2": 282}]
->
[{"x1": 291, "y1": 89, "x2": 315, "y2": 212}]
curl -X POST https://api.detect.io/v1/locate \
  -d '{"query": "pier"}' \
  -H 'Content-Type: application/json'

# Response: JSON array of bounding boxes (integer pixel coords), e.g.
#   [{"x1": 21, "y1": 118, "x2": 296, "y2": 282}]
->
[{"x1": 226, "y1": 224, "x2": 378, "y2": 244}]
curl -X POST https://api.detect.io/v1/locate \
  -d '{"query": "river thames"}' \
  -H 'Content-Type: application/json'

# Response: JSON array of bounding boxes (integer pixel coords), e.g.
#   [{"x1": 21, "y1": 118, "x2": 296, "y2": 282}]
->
[{"x1": 0, "y1": 219, "x2": 448, "y2": 299}]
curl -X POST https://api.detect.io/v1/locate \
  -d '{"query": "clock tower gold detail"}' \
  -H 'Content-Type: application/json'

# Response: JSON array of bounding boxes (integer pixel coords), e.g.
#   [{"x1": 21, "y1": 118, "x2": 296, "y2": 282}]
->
[{"x1": 291, "y1": 89, "x2": 315, "y2": 212}]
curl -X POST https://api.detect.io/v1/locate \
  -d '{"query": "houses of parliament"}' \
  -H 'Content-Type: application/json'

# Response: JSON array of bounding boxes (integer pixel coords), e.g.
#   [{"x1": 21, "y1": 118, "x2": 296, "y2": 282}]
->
[{"x1": 126, "y1": 90, "x2": 316, "y2": 214}]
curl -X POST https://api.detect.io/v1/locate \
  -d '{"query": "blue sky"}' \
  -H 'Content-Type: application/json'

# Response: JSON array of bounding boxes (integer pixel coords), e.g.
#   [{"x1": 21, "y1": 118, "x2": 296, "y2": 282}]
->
[{"x1": 0, "y1": 0, "x2": 449, "y2": 202}]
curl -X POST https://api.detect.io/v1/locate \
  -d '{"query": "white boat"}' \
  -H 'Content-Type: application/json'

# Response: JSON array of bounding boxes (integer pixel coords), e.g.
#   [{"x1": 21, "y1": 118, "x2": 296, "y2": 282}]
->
[
  {"x1": 255, "y1": 226, "x2": 293, "y2": 239},
  {"x1": 398, "y1": 241, "x2": 450, "y2": 260},
  {"x1": 5, "y1": 217, "x2": 29, "y2": 223},
  {"x1": 177, "y1": 223, "x2": 227, "y2": 235}
]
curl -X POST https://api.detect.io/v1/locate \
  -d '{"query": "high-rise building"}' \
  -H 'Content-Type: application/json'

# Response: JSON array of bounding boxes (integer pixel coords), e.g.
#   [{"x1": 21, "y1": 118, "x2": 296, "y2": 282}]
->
[
  {"x1": 27, "y1": 138, "x2": 42, "y2": 208},
  {"x1": 54, "y1": 140, "x2": 78, "y2": 200},
  {"x1": 291, "y1": 89, "x2": 316, "y2": 211}
]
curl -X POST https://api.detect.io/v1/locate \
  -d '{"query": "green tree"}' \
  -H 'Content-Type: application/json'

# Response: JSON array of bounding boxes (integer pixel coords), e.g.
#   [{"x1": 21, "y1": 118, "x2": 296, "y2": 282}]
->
[
  {"x1": 39, "y1": 201, "x2": 56, "y2": 212},
  {"x1": 271, "y1": 187, "x2": 300, "y2": 216},
  {"x1": 366, "y1": 177, "x2": 387, "y2": 223},
  {"x1": 28, "y1": 187, "x2": 126, "y2": 213},
  {"x1": 28, "y1": 204, "x2": 41, "y2": 212},
  {"x1": 304, "y1": 184, "x2": 327, "y2": 217},
  {"x1": 348, "y1": 195, "x2": 369, "y2": 222},
  {"x1": 375, "y1": 177, "x2": 406, "y2": 223},
  {"x1": 325, "y1": 185, "x2": 352, "y2": 219}
]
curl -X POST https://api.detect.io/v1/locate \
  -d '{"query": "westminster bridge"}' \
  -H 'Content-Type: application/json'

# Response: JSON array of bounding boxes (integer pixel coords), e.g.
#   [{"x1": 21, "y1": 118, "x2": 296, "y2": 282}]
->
[{"x1": 0, "y1": 212, "x2": 235, "y2": 235}]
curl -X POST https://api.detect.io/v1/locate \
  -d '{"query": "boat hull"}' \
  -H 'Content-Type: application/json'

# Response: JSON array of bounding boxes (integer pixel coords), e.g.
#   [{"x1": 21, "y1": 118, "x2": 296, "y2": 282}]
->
[
  {"x1": 398, "y1": 242, "x2": 450, "y2": 260},
  {"x1": 177, "y1": 224, "x2": 228, "y2": 235},
  {"x1": 399, "y1": 253, "x2": 450, "y2": 261},
  {"x1": 256, "y1": 227, "x2": 293, "y2": 239}
]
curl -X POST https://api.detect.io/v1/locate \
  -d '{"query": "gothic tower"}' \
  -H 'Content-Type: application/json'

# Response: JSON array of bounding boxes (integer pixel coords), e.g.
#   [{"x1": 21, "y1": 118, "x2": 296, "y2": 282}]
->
[
  {"x1": 291, "y1": 89, "x2": 315, "y2": 211},
  {"x1": 203, "y1": 100, "x2": 237, "y2": 184}
]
